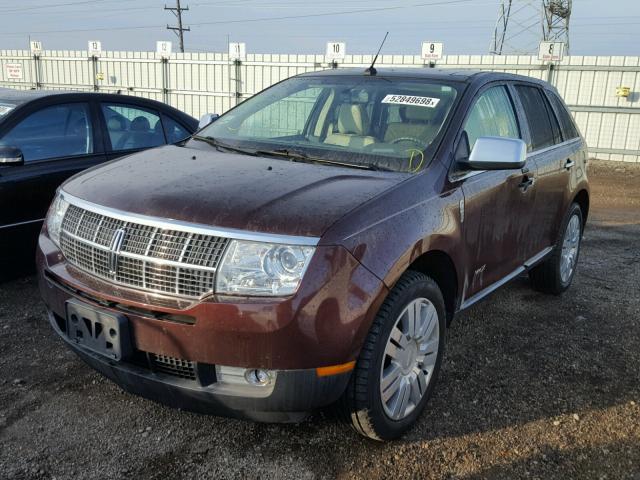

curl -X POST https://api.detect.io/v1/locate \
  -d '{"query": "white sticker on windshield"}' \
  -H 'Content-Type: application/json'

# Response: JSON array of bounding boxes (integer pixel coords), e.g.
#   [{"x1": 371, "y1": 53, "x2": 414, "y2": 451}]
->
[
  {"x1": 0, "y1": 105, "x2": 15, "y2": 116},
  {"x1": 382, "y1": 94, "x2": 440, "y2": 108}
]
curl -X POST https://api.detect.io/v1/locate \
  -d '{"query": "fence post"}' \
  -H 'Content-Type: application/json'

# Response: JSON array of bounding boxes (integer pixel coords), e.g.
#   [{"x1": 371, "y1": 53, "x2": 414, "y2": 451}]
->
[
  {"x1": 547, "y1": 62, "x2": 555, "y2": 85},
  {"x1": 233, "y1": 59, "x2": 242, "y2": 106},
  {"x1": 90, "y1": 56, "x2": 99, "y2": 91},
  {"x1": 32, "y1": 53, "x2": 42, "y2": 89},
  {"x1": 161, "y1": 57, "x2": 169, "y2": 104}
]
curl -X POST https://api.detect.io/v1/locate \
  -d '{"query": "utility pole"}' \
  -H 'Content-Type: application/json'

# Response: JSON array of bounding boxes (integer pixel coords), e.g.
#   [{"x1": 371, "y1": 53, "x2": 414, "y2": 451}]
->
[{"x1": 165, "y1": 0, "x2": 190, "y2": 53}]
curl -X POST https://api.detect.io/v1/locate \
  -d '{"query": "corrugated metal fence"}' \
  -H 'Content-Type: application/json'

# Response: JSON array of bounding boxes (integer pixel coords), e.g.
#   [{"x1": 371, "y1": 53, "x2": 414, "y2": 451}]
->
[{"x1": 1, "y1": 49, "x2": 639, "y2": 162}]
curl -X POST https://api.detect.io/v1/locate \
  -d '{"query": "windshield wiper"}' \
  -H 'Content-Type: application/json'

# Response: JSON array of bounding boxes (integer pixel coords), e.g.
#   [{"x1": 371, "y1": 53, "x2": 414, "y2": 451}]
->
[
  {"x1": 255, "y1": 148, "x2": 395, "y2": 172},
  {"x1": 192, "y1": 135, "x2": 257, "y2": 156}
]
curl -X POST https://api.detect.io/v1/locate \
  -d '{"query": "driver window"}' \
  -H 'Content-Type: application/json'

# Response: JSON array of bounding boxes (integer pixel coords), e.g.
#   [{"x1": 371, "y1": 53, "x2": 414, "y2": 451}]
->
[
  {"x1": 0, "y1": 103, "x2": 93, "y2": 162},
  {"x1": 464, "y1": 86, "x2": 520, "y2": 150}
]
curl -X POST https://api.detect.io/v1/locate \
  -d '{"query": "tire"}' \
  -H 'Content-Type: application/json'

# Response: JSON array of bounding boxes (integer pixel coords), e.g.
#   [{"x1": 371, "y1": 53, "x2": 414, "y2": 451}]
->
[
  {"x1": 339, "y1": 270, "x2": 446, "y2": 441},
  {"x1": 529, "y1": 202, "x2": 583, "y2": 295}
]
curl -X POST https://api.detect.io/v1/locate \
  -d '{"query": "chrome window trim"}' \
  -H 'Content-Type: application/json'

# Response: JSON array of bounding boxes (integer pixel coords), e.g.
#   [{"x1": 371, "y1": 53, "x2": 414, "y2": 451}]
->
[
  {"x1": 59, "y1": 190, "x2": 320, "y2": 247},
  {"x1": 0, "y1": 218, "x2": 45, "y2": 229}
]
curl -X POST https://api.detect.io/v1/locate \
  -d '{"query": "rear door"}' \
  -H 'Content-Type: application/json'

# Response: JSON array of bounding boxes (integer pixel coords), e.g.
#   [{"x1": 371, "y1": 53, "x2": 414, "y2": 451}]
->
[
  {"x1": 0, "y1": 100, "x2": 105, "y2": 259},
  {"x1": 455, "y1": 84, "x2": 538, "y2": 302},
  {"x1": 512, "y1": 85, "x2": 578, "y2": 252}
]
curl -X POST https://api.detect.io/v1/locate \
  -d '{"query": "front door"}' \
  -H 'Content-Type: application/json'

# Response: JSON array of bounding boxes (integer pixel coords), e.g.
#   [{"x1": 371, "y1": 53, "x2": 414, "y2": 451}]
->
[
  {"x1": 454, "y1": 85, "x2": 538, "y2": 303},
  {"x1": 0, "y1": 101, "x2": 105, "y2": 268}
]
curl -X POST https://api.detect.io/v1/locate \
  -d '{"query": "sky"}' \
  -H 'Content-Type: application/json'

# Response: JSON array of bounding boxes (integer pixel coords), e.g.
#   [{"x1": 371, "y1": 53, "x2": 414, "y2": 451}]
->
[{"x1": 1, "y1": 0, "x2": 639, "y2": 56}]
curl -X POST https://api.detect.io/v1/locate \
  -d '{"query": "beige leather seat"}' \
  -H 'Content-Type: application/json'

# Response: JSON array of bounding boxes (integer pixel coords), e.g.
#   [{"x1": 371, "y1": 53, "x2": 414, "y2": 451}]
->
[
  {"x1": 325, "y1": 104, "x2": 376, "y2": 148},
  {"x1": 384, "y1": 105, "x2": 439, "y2": 144}
]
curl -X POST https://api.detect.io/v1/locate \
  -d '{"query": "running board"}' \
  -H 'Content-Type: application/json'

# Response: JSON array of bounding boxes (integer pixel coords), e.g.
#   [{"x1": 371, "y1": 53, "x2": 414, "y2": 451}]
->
[{"x1": 460, "y1": 246, "x2": 554, "y2": 311}]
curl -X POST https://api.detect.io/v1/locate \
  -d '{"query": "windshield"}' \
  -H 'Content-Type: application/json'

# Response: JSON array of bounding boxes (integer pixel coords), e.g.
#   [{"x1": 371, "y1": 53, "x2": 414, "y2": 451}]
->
[{"x1": 198, "y1": 75, "x2": 461, "y2": 173}]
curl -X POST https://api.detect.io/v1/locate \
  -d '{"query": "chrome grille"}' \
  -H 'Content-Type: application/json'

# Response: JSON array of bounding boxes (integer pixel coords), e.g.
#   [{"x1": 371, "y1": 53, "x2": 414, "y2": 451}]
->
[{"x1": 59, "y1": 204, "x2": 230, "y2": 299}]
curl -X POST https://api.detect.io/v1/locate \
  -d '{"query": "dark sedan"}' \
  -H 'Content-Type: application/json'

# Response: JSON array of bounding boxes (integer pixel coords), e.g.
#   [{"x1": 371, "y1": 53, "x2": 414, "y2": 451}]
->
[{"x1": 0, "y1": 89, "x2": 197, "y2": 275}]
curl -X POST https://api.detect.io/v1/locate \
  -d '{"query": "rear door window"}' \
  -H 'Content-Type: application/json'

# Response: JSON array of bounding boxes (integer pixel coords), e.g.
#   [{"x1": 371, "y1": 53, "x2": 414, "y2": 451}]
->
[
  {"x1": 463, "y1": 85, "x2": 520, "y2": 150},
  {"x1": 546, "y1": 92, "x2": 579, "y2": 141},
  {"x1": 101, "y1": 104, "x2": 164, "y2": 151},
  {"x1": 161, "y1": 114, "x2": 190, "y2": 143},
  {"x1": 515, "y1": 85, "x2": 561, "y2": 151},
  {"x1": 0, "y1": 103, "x2": 93, "y2": 162}
]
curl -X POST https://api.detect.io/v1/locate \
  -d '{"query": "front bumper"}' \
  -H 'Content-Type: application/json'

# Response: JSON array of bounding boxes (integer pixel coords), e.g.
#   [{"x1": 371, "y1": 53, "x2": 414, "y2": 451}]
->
[
  {"x1": 47, "y1": 311, "x2": 349, "y2": 421},
  {"x1": 38, "y1": 232, "x2": 388, "y2": 419}
]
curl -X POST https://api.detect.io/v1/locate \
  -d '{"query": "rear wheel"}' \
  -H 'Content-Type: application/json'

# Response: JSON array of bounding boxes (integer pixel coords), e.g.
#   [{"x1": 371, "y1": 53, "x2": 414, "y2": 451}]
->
[
  {"x1": 339, "y1": 271, "x2": 446, "y2": 441},
  {"x1": 530, "y1": 203, "x2": 583, "y2": 294}
]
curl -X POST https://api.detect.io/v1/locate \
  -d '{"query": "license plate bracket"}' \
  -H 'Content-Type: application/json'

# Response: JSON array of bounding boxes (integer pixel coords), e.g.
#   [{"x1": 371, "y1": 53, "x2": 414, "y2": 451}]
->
[{"x1": 65, "y1": 300, "x2": 132, "y2": 361}]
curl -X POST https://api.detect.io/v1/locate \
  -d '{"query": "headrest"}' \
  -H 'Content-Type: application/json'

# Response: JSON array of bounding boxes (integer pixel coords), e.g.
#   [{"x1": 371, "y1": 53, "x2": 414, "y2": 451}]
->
[
  {"x1": 107, "y1": 116, "x2": 124, "y2": 131},
  {"x1": 337, "y1": 104, "x2": 369, "y2": 135},
  {"x1": 402, "y1": 105, "x2": 436, "y2": 122},
  {"x1": 131, "y1": 116, "x2": 150, "y2": 131}
]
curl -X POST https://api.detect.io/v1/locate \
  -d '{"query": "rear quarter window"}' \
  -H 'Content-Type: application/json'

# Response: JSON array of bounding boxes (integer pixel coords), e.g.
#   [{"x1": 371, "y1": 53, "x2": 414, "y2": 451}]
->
[{"x1": 546, "y1": 92, "x2": 580, "y2": 141}]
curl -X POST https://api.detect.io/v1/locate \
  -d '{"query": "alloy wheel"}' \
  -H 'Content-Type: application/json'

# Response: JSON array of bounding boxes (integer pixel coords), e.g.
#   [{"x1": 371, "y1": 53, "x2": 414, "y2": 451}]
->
[{"x1": 379, "y1": 298, "x2": 440, "y2": 421}]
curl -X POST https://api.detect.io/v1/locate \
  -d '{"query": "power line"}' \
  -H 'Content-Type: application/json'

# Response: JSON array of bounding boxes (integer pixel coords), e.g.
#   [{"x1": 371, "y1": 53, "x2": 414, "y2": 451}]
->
[
  {"x1": 0, "y1": 0, "x2": 128, "y2": 14},
  {"x1": 165, "y1": 0, "x2": 190, "y2": 53}
]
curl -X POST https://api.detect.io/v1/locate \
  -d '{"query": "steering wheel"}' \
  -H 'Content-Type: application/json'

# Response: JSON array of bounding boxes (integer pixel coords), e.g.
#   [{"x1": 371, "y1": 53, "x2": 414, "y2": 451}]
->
[{"x1": 390, "y1": 137, "x2": 427, "y2": 149}]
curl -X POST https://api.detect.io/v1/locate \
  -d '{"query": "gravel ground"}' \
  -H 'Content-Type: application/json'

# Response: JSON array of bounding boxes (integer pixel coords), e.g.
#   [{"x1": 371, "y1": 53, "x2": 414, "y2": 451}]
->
[{"x1": 0, "y1": 161, "x2": 639, "y2": 480}]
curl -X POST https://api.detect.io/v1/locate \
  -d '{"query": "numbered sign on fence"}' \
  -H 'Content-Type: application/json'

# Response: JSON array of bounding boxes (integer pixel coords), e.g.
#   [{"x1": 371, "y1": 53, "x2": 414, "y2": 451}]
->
[
  {"x1": 228, "y1": 42, "x2": 246, "y2": 61},
  {"x1": 421, "y1": 42, "x2": 443, "y2": 61},
  {"x1": 157, "y1": 41, "x2": 172, "y2": 58},
  {"x1": 29, "y1": 41, "x2": 42, "y2": 55},
  {"x1": 326, "y1": 42, "x2": 346, "y2": 61},
  {"x1": 538, "y1": 42, "x2": 565, "y2": 62},
  {"x1": 88, "y1": 41, "x2": 102, "y2": 57}
]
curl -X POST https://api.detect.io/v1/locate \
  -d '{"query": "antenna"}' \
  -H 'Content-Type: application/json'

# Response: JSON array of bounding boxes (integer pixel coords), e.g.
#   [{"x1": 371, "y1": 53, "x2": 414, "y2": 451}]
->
[{"x1": 365, "y1": 31, "x2": 389, "y2": 76}]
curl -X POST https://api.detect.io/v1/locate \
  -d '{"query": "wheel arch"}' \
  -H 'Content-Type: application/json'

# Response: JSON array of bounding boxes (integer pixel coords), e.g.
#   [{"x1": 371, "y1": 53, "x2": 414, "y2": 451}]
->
[
  {"x1": 407, "y1": 250, "x2": 459, "y2": 325},
  {"x1": 573, "y1": 189, "x2": 589, "y2": 226}
]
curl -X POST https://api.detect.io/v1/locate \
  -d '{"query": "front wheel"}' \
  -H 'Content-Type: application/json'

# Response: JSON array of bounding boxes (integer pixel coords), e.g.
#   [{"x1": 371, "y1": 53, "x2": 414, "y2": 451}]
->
[
  {"x1": 530, "y1": 203, "x2": 583, "y2": 294},
  {"x1": 339, "y1": 271, "x2": 446, "y2": 441}
]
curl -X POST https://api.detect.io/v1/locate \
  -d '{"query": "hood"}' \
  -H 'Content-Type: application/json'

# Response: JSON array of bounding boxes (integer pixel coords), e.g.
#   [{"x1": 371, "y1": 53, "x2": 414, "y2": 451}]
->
[{"x1": 62, "y1": 145, "x2": 407, "y2": 239}]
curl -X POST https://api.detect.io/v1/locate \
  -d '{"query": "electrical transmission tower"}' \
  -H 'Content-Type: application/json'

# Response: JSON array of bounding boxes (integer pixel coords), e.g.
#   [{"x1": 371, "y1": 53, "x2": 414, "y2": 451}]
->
[
  {"x1": 490, "y1": 1, "x2": 572, "y2": 55},
  {"x1": 165, "y1": 0, "x2": 190, "y2": 53}
]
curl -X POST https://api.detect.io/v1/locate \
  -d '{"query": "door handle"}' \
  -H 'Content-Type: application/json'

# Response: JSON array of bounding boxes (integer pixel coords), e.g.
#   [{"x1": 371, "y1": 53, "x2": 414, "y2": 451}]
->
[{"x1": 564, "y1": 159, "x2": 576, "y2": 170}]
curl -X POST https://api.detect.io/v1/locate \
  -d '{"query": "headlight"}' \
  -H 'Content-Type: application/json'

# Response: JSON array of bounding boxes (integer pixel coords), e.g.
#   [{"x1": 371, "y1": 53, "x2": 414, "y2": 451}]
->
[
  {"x1": 216, "y1": 240, "x2": 315, "y2": 296},
  {"x1": 46, "y1": 193, "x2": 69, "y2": 246}
]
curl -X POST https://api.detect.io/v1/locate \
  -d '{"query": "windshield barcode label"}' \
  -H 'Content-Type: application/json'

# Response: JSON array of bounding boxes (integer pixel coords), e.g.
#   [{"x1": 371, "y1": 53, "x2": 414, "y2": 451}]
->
[{"x1": 381, "y1": 95, "x2": 440, "y2": 108}]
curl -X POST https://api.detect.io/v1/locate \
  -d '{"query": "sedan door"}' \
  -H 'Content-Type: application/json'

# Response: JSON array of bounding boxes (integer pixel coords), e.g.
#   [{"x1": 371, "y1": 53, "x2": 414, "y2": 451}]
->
[
  {"x1": 453, "y1": 84, "x2": 539, "y2": 304},
  {"x1": 0, "y1": 101, "x2": 105, "y2": 266}
]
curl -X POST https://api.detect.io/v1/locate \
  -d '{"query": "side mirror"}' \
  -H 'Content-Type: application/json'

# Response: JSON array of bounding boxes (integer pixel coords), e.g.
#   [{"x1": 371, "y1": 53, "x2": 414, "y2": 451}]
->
[
  {"x1": 0, "y1": 146, "x2": 24, "y2": 166},
  {"x1": 460, "y1": 136, "x2": 526, "y2": 170},
  {"x1": 198, "y1": 113, "x2": 220, "y2": 129}
]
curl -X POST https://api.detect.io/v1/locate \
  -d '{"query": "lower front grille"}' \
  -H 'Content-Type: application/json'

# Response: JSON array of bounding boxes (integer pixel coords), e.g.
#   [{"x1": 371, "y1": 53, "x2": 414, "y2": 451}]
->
[{"x1": 150, "y1": 353, "x2": 197, "y2": 380}]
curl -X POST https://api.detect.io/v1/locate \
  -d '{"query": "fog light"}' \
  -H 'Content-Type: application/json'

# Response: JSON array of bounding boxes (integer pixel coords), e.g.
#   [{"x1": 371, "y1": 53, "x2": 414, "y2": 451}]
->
[{"x1": 244, "y1": 369, "x2": 271, "y2": 386}]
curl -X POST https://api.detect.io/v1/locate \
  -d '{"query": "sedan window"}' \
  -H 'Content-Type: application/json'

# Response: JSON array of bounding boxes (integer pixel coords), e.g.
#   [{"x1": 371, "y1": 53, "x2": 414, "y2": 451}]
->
[
  {"x1": 101, "y1": 104, "x2": 164, "y2": 151},
  {"x1": 161, "y1": 114, "x2": 190, "y2": 143},
  {"x1": 0, "y1": 103, "x2": 93, "y2": 162}
]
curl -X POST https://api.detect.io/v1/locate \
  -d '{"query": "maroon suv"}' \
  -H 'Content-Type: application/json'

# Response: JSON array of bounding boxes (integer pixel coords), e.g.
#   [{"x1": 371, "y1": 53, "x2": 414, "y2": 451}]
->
[{"x1": 38, "y1": 69, "x2": 589, "y2": 440}]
